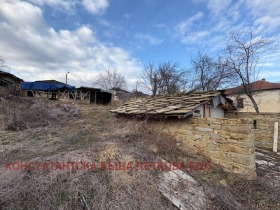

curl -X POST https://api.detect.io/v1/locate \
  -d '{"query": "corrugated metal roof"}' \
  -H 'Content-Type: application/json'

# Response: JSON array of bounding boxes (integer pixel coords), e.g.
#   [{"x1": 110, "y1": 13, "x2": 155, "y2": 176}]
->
[{"x1": 110, "y1": 91, "x2": 232, "y2": 117}]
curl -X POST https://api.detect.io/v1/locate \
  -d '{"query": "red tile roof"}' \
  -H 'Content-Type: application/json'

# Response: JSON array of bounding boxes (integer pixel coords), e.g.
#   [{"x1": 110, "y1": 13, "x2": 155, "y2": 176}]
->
[{"x1": 225, "y1": 80, "x2": 280, "y2": 95}]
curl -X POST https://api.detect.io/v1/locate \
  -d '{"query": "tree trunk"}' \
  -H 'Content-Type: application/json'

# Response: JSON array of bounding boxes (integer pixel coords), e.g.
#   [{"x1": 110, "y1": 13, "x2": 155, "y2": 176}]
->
[
  {"x1": 244, "y1": 84, "x2": 260, "y2": 113},
  {"x1": 248, "y1": 94, "x2": 260, "y2": 113}
]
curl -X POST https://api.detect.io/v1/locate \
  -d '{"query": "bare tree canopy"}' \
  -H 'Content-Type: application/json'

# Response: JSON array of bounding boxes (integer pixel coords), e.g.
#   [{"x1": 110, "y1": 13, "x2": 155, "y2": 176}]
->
[
  {"x1": 225, "y1": 28, "x2": 277, "y2": 113},
  {"x1": 139, "y1": 61, "x2": 188, "y2": 96},
  {"x1": 94, "y1": 69, "x2": 127, "y2": 91},
  {"x1": 0, "y1": 56, "x2": 7, "y2": 71},
  {"x1": 140, "y1": 62, "x2": 159, "y2": 96},
  {"x1": 191, "y1": 51, "x2": 237, "y2": 91}
]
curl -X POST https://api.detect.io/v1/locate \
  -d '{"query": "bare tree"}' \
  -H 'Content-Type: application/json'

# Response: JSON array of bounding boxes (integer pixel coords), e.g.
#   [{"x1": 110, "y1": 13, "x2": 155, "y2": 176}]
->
[
  {"x1": 157, "y1": 61, "x2": 187, "y2": 94},
  {"x1": 0, "y1": 56, "x2": 7, "y2": 71},
  {"x1": 94, "y1": 68, "x2": 127, "y2": 90},
  {"x1": 139, "y1": 61, "x2": 188, "y2": 96},
  {"x1": 225, "y1": 28, "x2": 276, "y2": 113},
  {"x1": 139, "y1": 62, "x2": 159, "y2": 96},
  {"x1": 191, "y1": 51, "x2": 236, "y2": 91}
]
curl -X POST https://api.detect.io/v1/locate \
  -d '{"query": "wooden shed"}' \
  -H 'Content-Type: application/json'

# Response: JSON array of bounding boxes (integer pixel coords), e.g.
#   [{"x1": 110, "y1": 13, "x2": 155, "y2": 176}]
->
[{"x1": 75, "y1": 86, "x2": 113, "y2": 105}]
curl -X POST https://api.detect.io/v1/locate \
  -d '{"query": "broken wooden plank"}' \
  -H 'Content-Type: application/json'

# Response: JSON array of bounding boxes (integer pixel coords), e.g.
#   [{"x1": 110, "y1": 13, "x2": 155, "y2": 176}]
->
[{"x1": 157, "y1": 159, "x2": 207, "y2": 210}]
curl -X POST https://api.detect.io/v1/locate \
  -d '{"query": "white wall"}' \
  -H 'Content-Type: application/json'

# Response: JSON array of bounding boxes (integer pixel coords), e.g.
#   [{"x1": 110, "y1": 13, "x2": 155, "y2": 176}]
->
[
  {"x1": 228, "y1": 89, "x2": 280, "y2": 112},
  {"x1": 193, "y1": 103, "x2": 224, "y2": 118},
  {"x1": 211, "y1": 96, "x2": 225, "y2": 118},
  {"x1": 210, "y1": 106, "x2": 224, "y2": 118},
  {"x1": 193, "y1": 105, "x2": 204, "y2": 117}
]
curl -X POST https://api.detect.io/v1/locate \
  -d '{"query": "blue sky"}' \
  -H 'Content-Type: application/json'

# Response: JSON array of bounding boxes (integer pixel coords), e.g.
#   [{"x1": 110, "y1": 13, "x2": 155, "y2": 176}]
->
[{"x1": 0, "y1": 0, "x2": 280, "y2": 90}]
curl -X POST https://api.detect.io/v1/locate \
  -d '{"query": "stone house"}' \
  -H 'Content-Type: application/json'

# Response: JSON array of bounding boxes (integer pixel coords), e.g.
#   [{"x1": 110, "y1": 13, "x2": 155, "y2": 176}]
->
[
  {"x1": 225, "y1": 79, "x2": 280, "y2": 112},
  {"x1": 110, "y1": 91, "x2": 256, "y2": 179},
  {"x1": 0, "y1": 71, "x2": 23, "y2": 96}
]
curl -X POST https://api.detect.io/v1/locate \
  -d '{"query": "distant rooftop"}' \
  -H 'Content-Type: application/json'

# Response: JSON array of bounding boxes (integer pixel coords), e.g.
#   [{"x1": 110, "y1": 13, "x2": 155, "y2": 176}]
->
[
  {"x1": 76, "y1": 86, "x2": 101, "y2": 91},
  {"x1": 225, "y1": 80, "x2": 280, "y2": 95},
  {"x1": 35, "y1": 80, "x2": 66, "y2": 85},
  {"x1": 109, "y1": 87, "x2": 129, "y2": 93},
  {"x1": 0, "y1": 70, "x2": 24, "y2": 82}
]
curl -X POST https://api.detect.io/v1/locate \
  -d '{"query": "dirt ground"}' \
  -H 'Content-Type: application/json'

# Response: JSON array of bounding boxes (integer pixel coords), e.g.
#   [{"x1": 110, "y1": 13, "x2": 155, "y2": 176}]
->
[
  {"x1": 0, "y1": 98, "x2": 279, "y2": 210},
  {"x1": 256, "y1": 148, "x2": 280, "y2": 187}
]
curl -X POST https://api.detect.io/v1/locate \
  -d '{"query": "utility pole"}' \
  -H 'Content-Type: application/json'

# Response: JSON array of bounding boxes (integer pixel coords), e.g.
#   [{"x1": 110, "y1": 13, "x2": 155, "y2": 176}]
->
[{"x1": 66, "y1": 72, "x2": 70, "y2": 84}]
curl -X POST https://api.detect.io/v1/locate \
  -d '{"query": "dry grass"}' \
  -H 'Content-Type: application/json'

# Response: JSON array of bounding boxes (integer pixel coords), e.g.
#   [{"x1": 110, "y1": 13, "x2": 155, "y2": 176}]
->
[
  {"x1": 0, "y1": 145, "x2": 176, "y2": 210},
  {"x1": 0, "y1": 98, "x2": 178, "y2": 210},
  {"x1": 0, "y1": 97, "x2": 79, "y2": 131},
  {"x1": 0, "y1": 97, "x2": 279, "y2": 210}
]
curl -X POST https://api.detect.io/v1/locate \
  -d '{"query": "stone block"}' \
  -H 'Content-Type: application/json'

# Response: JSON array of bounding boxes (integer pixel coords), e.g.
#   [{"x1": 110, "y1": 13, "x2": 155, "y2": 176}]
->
[
  {"x1": 217, "y1": 160, "x2": 234, "y2": 170},
  {"x1": 195, "y1": 147, "x2": 207, "y2": 154},
  {"x1": 208, "y1": 151, "x2": 227, "y2": 160},
  {"x1": 230, "y1": 133, "x2": 254, "y2": 142},
  {"x1": 182, "y1": 145, "x2": 198, "y2": 155},
  {"x1": 215, "y1": 130, "x2": 231, "y2": 138},
  {"x1": 206, "y1": 118, "x2": 223, "y2": 124},
  {"x1": 208, "y1": 157, "x2": 221, "y2": 166},
  {"x1": 205, "y1": 143, "x2": 219, "y2": 151},
  {"x1": 195, "y1": 126, "x2": 213, "y2": 132},
  {"x1": 226, "y1": 139, "x2": 255, "y2": 147},
  {"x1": 193, "y1": 134, "x2": 203, "y2": 140},
  {"x1": 220, "y1": 144, "x2": 254, "y2": 155},
  {"x1": 210, "y1": 124, "x2": 222, "y2": 130},
  {"x1": 226, "y1": 153, "x2": 256, "y2": 166},
  {"x1": 222, "y1": 125, "x2": 251, "y2": 134},
  {"x1": 209, "y1": 133, "x2": 221, "y2": 140},
  {"x1": 196, "y1": 118, "x2": 208, "y2": 124},
  {"x1": 193, "y1": 141, "x2": 207, "y2": 148}
]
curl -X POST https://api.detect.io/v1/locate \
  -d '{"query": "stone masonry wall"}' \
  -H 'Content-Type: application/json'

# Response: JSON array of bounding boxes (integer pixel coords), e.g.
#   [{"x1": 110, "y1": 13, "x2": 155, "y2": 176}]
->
[
  {"x1": 225, "y1": 112, "x2": 280, "y2": 150},
  {"x1": 151, "y1": 117, "x2": 256, "y2": 179}
]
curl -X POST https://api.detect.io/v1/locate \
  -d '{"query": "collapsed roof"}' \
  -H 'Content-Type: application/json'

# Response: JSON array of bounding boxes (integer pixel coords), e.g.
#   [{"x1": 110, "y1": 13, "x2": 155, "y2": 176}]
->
[{"x1": 110, "y1": 90, "x2": 235, "y2": 118}]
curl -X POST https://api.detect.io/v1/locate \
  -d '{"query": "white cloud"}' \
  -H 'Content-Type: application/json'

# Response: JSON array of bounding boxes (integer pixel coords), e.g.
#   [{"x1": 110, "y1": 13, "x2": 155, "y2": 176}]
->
[
  {"x1": 175, "y1": 12, "x2": 210, "y2": 44},
  {"x1": 25, "y1": 0, "x2": 110, "y2": 15},
  {"x1": 82, "y1": 0, "x2": 109, "y2": 15},
  {"x1": 155, "y1": 23, "x2": 166, "y2": 29},
  {"x1": 174, "y1": 0, "x2": 280, "y2": 74},
  {"x1": 244, "y1": 0, "x2": 280, "y2": 30},
  {"x1": 180, "y1": 31, "x2": 209, "y2": 43},
  {"x1": 245, "y1": 0, "x2": 280, "y2": 17},
  {"x1": 176, "y1": 12, "x2": 203, "y2": 34},
  {"x1": 124, "y1": 13, "x2": 131, "y2": 19},
  {"x1": 0, "y1": 0, "x2": 142, "y2": 89},
  {"x1": 206, "y1": 0, "x2": 232, "y2": 16},
  {"x1": 135, "y1": 33, "x2": 163, "y2": 46},
  {"x1": 254, "y1": 16, "x2": 276, "y2": 30},
  {"x1": 25, "y1": 0, "x2": 76, "y2": 12},
  {"x1": 98, "y1": 19, "x2": 111, "y2": 27}
]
